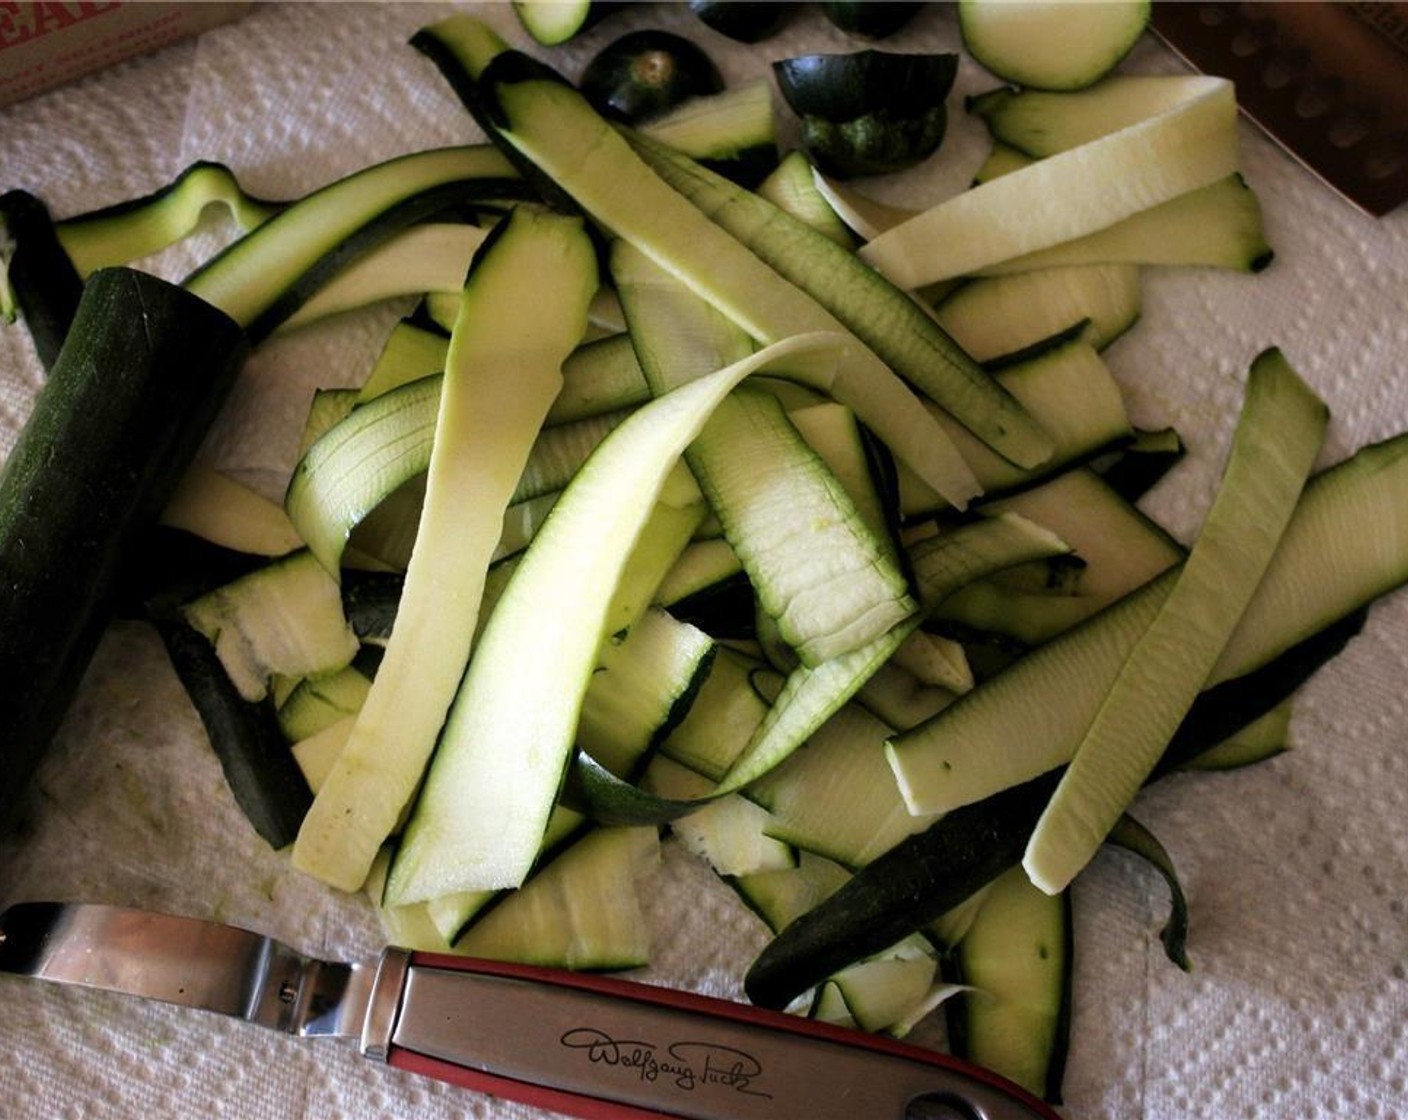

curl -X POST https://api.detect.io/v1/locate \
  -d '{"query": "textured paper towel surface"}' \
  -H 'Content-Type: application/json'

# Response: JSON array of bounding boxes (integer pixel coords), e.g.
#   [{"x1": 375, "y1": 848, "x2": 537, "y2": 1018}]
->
[{"x1": 2, "y1": 4, "x2": 1406, "y2": 1118}]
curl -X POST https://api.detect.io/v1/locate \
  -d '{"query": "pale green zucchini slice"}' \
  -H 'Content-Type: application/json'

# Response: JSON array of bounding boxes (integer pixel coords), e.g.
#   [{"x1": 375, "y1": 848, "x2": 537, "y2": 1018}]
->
[
  {"x1": 897, "y1": 338, "x2": 1132, "y2": 518},
  {"x1": 644, "y1": 756, "x2": 795, "y2": 877},
  {"x1": 960, "y1": 0, "x2": 1149, "y2": 92},
  {"x1": 357, "y1": 319, "x2": 450, "y2": 403},
  {"x1": 277, "y1": 664, "x2": 372, "y2": 743},
  {"x1": 934, "y1": 264, "x2": 1141, "y2": 362},
  {"x1": 291, "y1": 207, "x2": 597, "y2": 894},
  {"x1": 861, "y1": 76, "x2": 1239, "y2": 287},
  {"x1": 56, "y1": 160, "x2": 283, "y2": 278},
  {"x1": 1184, "y1": 699, "x2": 1292, "y2": 772},
  {"x1": 756, "y1": 151, "x2": 855, "y2": 248},
  {"x1": 1024, "y1": 350, "x2": 1326, "y2": 894},
  {"x1": 184, "y1": 145, "x2": 519, "y2": 333},
  {"x1": 950, "y1": 864, "x2": 1072, "y2": 1102},
  {"x1": 280, "y1": 223, "x2": 488, "y2": 330},
  {"x1": 384, "y1": 333, "x2": 851, "y2": 901}
]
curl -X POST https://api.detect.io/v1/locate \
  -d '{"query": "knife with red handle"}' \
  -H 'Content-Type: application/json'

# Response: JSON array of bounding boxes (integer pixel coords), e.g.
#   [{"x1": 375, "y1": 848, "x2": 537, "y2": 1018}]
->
[{"x1": 0, "y1": 901, "x2": 1059, "y2": 1119}]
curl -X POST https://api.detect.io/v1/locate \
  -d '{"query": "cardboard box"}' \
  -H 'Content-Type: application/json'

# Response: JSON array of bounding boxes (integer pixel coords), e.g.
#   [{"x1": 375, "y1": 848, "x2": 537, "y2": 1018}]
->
[{"x1": 0, "y1": 2, "x2": 251, "y2": 108}]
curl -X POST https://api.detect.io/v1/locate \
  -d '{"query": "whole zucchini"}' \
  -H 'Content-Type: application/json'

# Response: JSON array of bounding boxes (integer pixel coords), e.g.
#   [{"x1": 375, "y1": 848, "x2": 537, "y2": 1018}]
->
[{"x1": 0, "y1": 267, "x2": 248, "y2": 835}]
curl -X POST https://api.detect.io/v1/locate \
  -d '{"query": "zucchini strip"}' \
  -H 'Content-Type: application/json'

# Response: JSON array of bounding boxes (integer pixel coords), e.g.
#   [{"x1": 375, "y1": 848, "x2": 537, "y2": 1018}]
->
[
  {"x1": 1024, "y1": 350, "x2": 1326, "y2": 894},
  {"x1": 385, "y1": 333, "x2": 852, "y2": 902},
  {"x1": 613, "y1": 240, "x2": 915, "y2": 666},
  {"x1": 56, "y1": 160, "x2": 285, "y2": 279},
  {"x1": 279, "y1": 223, "x2": 489, "y2": 330},
  {"x1": 183, "y1": 145, "x2": 522, "y2": 336},
  {"x1": 291, "y1": 208, "x2": 597, "y2": 893},
  {"x1": 861, "y1": 76, "x2": 1239, "y2": 287}
]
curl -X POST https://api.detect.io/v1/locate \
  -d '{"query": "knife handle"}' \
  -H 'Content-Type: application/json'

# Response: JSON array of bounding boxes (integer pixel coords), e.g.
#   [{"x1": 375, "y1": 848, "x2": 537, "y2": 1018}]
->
[{"x1": 377, "y1": 951, "x2": 1061, "y2": 1120}]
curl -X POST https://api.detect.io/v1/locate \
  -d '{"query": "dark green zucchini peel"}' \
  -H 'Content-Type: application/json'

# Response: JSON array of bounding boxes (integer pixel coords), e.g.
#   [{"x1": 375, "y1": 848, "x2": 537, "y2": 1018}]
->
[
  {"x1": 689, "y1": 1, "x2": 795, "y2": 43},
  {"x1": 773, "y1": 50, "x2": 959, "y2": 179},
  {"x1": 0, "y1": 190, "x2": 83, "y2": 371},
  {"x1": 580, "y1": 30, "x2": 724, "y2": 123}
]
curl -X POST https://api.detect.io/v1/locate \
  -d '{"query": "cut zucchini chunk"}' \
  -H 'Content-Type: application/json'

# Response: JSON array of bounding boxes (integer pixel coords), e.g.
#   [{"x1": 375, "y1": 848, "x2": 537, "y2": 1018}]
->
[
  {"x1": 1025, "y1": 351, "x2": 1326, "y2": 894},
  {"x1": 960, "y1": 0, "x2": 1149, "y2": 92},
  {"x1": 182, "y1": 550, "x2": 360, "y2": 703},
  {"x1": 513, "y1": 0, "x2": 610, "y2": 46},
  {"x1": 464, "y1": 49, "x2": 986, "y2": 505},
  {"x1": 949, "y1": 864, "x2": 1072, "y2": 1103},
  {"x1": 290, "y1": 715, "x2": 355, "y2": 794},
  {"x1": 184, "y1": 145, "x2": 521, "y2": 337},
  {"x1": 862, "y1": 76, "x2": 1239, "y2": 287},
  {"x1": 614, "y1": 240, "x2": 914, "y2": 666},
  {"x1": 934, "y1": 264, "x2": 1141, "y2": 363},
  {"x1": 659, "y1": 649, "x2": 771, "y2": 780},
  {"x1": 628, "y1": 129, "x2": 1053, "y2": 471},
  {"x1": 385, "y1": 333, "x2": 852, "y2": 901},
  {"x1": 291, "y1": 208, "x2": 597, "y2": 894}
]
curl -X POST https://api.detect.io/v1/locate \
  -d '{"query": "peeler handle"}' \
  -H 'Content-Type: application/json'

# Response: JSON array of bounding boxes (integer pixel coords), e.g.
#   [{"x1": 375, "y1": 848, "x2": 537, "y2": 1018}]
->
[{"x1": 374, "y1": 950, "x2": 1062, "y2": 1120}]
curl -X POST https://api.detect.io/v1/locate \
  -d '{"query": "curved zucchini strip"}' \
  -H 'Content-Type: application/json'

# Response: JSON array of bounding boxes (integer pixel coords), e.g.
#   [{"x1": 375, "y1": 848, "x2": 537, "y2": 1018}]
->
[
  {"x1": 57, "y1": 160, "x2": 286, "y2": 279},
  {"x1": 1105, "y1": 813, "x2": 1190, "y2": 972},
  {"x1": 385, "y1": 333, "x2": 851, "y2": 903},
  {"x1": 280, "y1": 223, "x2": 489, "y2": 330},
  {"x1": 292, "y1": 207, "x2": 597, "y2": 894},
  {"x1": 161, "y1": 463, "x2": 303, "y2": 558},
  {"x1": 183, "y1": 145, "x2": 522, "y2": 337},
  {"x1": 862, "y1": 76, "x2": 1239, "y2": 286},
  {"x1": 948, "y1": 863, "x2": 1073, "y2": 1104}
]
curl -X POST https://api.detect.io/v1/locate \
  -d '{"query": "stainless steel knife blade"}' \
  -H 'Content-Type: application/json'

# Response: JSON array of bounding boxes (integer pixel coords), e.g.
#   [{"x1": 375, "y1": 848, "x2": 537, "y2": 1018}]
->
[{"x1": 0, "y1": 900, "x2": 1062, "y2": 1120}]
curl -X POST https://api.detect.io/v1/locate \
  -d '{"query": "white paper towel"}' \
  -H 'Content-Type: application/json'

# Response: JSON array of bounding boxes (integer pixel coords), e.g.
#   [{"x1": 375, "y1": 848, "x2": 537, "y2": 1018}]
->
[{"x1": 1, "y1": 4, "x2": 1406, "y2": 1118}]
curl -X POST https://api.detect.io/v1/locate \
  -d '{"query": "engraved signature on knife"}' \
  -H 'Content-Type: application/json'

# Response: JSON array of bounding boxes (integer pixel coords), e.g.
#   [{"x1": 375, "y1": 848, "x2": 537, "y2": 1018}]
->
[{"x1": 559, "y1": 1027, "x2": 772, "y2": 1098}]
